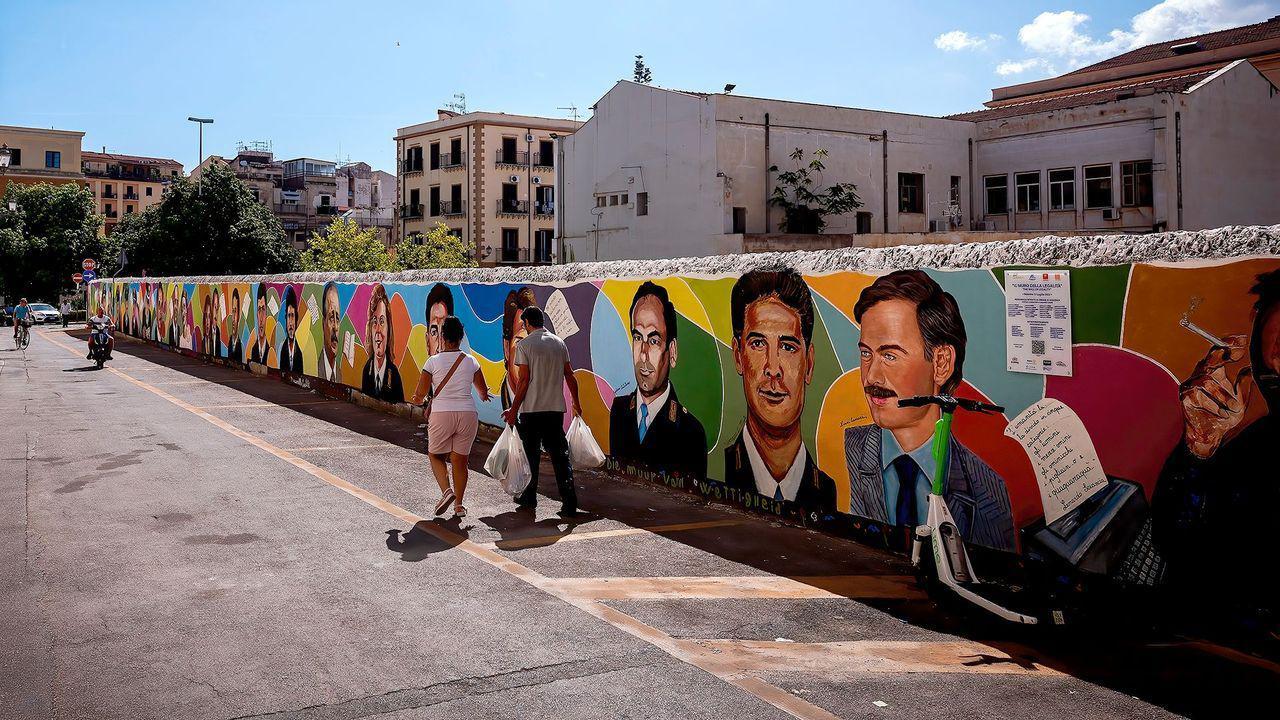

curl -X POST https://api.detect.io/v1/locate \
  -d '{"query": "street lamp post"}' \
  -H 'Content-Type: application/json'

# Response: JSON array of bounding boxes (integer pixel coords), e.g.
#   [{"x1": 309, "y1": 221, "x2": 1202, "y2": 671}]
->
[{"x1": 187, "y1": 117, "x2": 214, "y2": 195}]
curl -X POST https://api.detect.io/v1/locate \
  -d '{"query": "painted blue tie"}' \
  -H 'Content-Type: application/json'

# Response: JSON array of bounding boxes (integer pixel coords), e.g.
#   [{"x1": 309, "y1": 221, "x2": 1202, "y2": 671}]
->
[
  {"x1": 638, "y1": 403, "x2": 650, "y2": 443},
  {"x1": 774, "y1": 483, "x2": 784, "y2": 502},
  {"x1": 892, "y1": 455, "x2": 921, "y2": 527}
]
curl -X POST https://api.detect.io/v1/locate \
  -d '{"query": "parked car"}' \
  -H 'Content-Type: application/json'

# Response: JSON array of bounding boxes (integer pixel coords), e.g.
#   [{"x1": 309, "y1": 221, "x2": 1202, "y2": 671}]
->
[{"x1": 27, "y1": 303, "x2": 62, "y2": 324}]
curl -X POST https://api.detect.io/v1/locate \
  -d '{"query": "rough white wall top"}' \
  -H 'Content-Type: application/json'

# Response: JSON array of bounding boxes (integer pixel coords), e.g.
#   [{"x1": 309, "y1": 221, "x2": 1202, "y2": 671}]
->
[{"x1": 101, "y1": 225, "x2": 1280, "y2": 285}]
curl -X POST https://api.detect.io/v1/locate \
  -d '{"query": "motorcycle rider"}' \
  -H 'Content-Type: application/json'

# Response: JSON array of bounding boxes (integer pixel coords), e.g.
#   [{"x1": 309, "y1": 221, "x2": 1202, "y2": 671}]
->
[{"x1": 86, "y1": 305, "x2": 115, "y2": 360}]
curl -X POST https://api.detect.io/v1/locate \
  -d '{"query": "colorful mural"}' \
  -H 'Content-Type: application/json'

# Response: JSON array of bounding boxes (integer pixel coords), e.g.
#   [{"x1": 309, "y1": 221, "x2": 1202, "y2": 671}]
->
[{"x1": 90, "y1": 255, "x2": 1280, "y2": 599}]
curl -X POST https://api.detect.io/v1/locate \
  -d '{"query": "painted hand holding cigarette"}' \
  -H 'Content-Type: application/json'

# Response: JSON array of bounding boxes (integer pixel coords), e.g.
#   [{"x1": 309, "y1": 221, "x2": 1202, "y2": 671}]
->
[{"x1": 1180, "y1": 334, "x2": 1252, "y2": 459}]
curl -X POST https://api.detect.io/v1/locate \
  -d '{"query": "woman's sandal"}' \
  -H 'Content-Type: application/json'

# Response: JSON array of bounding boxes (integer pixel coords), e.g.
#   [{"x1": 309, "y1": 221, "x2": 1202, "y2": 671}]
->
[
  {"x1": 453, "y1": 504, "x2": 467, "y2": 518},
  {"x1": 433, "y1": 488, "x2": 456, "y2": 516}
]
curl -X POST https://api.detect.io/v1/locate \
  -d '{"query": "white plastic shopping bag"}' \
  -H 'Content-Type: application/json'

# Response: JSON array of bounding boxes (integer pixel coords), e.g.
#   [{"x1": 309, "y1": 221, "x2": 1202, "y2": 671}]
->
[
  {"x1": 567, "y1": 416, "x2": 606, "y2": 469},
  {"x1": 485, "y1": 424, "x2": 532, "y2": 497}
]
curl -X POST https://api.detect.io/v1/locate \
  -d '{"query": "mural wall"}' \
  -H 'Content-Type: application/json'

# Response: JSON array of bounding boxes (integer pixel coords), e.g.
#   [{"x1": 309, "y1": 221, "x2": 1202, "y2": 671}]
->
[{"x1": 90, "y1": 249, "x2": 1280, "y2": 601}]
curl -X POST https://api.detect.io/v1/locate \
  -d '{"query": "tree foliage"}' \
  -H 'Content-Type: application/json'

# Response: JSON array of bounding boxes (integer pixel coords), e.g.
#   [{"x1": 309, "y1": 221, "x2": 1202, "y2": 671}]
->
[
  {"x1": 768, "y1": 148, "x2": 862, "y2": 233},
  {"x1": 301, "y1": 218, "x2": 397, "y2": 273},
  {"x1": 395, "y1": 222, "x2": 477, "y2": 270},
  {"x1": 109, "y1": 163, "x2": 298, "y2": 276},
  {"x1": 0, "y1": 181, "x2": 103, "y2": 301},
  {"x1": 633, "y1": 55, "x2": 653, "y2": 84}
]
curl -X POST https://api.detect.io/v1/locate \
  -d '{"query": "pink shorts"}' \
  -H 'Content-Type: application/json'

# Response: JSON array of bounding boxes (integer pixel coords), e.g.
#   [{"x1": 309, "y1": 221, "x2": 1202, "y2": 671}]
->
[{"x1": 427, "y1": 410, "x2": 479, "y2": 455}]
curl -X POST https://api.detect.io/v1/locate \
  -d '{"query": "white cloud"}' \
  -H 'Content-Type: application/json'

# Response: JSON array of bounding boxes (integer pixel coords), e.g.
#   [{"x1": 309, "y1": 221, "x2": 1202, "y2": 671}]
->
[
  {"x1": 935, "y1": 30, "x2": 1003, "y2": 51},
  {"x1": 997, "y1": 0, "x2": 1275, "y2": 78}
]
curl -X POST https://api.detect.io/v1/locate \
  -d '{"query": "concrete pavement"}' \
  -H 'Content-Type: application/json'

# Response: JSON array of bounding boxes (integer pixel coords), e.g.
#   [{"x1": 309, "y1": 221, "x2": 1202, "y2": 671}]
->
[{"x1": 0, "y1": 326, "x2": 1274, "y2": 719}]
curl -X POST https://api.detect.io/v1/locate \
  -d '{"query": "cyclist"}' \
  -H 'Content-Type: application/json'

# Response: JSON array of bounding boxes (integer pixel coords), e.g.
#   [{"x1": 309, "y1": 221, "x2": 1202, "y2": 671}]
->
[
  {"x1": 12, "y1": 298, "x2": 31, "y2": 345},
  {"x1": 86, "y1": 305, "x2": 115, "y2": 360}
]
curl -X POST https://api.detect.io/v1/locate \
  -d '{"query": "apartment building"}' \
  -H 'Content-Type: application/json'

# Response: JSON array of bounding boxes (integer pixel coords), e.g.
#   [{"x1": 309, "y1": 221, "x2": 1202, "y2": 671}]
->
[
  {"x1": 0, "y1": 125, "x2": 86, "y2": 189},
  {"x1": 559, "y1": 16, "x2": 1280, "y2": 261},
  {"x1": 336, "y1": 162, "x2": 395, "y2": 246},
  {"x1": 394, "y1": 110, "x2": 582, "y2": 266},
  {"x1": 81, "y1": 151, "x2": 182, "y2": 233}
]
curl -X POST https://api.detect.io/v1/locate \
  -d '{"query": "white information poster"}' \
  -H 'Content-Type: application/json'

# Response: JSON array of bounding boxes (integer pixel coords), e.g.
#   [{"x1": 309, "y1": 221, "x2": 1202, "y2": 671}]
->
[{"x1": 1005, "y1": 270, "x2": 1072, "y2": 376}]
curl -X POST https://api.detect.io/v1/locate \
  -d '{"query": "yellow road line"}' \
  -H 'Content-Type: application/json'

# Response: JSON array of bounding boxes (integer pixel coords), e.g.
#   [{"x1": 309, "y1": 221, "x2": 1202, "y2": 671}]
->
[
  {"x1": 282, "y1": 443, "x2": 396, "y2": 452},
  {"x1": 684, "y1": 639, "x2": 1061, "y2": 677},
  {"x1": 193, "y1": 400, "x2": 332, "y2": 410},
  {"x1": 39, "y1": 331, "x2": 842, "y2": 720},
  {"x1": 543, "y1": 574, "x2": 924, "y2": 601},
  {"x1": 478, "y1": 519, "x2": 745, "y2": 550}
]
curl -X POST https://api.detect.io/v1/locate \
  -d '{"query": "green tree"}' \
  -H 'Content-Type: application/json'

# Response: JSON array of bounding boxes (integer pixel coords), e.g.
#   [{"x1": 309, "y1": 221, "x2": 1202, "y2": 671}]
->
[
  {"x1": 110, "y1": 163, "x2": 298, "y2": 276},
  {"x1": 633, "y1": 54, "x2": 653, "y2": 84},
  {"x1": 0, "y1": 181, "x2": 103, "y2": 301},
  {"x1": 768, "y1": 148, "x2": 862, "y2": 233},
  {"x1": 301, "y1": 218, "x2": 397, "y2": 273},
  {"x1": 395, "y1": 222, "x2": 477, "y2": 270}
]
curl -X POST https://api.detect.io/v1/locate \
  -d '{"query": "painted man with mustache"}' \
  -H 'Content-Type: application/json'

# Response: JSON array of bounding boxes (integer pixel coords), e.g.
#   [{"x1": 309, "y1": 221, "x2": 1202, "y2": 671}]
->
[
  {"x1": 249, "y1": 282, "x2": 275, "y2": 366},
  {"x1": 279, "y1": 285, "x2": 304, "y2": 373},
  {"x1": 724, "y1": 268, "x2": 836, "y2": 519},
  {"x1": 320, "y1": 281, "x2": 341, "y2": 383},
  {"x1": 845, "y1": 270, "x2": 1014, "y2": 552},
  {"x1": 226, "y1": 287, "x2": 244, "y2": 363},
  {"x1": 361, "y1": 283, "x2": 404, "y2": 402},
  {"x1": 609, "y1": 282, "x2": 708, "y2": 477},
  {"x1": 425, "y1": 283, "x2": 453, "y2": 358}
]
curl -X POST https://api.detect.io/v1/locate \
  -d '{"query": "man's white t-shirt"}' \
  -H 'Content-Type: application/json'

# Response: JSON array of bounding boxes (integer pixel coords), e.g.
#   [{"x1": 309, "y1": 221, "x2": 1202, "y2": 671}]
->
[{"x1": 423, "y1": 350, "x2": 480, "y2": 412}]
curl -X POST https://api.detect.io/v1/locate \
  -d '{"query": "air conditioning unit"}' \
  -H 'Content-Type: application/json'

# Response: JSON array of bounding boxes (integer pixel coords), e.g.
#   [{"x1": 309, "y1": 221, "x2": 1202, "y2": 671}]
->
[
  {"x1": 508, "y1": 174, "x2": 519, "y2": 183},
  {"x1": 1102, "y1": 207, "x2": 1120, "y2": 221},
  {"x1": 525, "y1": 133, "x2": 534, "y2": 143},
  {"x1": 531, "y1": 177, "x2": 541, "y2": 185}
]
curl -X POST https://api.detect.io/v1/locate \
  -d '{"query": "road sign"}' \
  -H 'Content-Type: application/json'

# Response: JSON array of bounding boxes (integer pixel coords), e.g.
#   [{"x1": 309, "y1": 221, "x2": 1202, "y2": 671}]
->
[
  {"x1": 82, "y1": 258, "x2": 96, "y2": 271},
  {"x1": 72, "y1": 272, "x2": 83, "y2": 283},
  {"x1": 81, "y1": 269, "x2": 97, "y2": 282}
]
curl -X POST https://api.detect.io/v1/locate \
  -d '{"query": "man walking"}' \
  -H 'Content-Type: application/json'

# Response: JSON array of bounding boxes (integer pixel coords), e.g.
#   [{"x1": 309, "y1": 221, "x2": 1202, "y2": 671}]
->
[
  {"x1": 60, "y1": 300, "x2": 71, "y2": 327},
  {"x1": 501, "y1": 306, "x2": 583, "y2": 516}
]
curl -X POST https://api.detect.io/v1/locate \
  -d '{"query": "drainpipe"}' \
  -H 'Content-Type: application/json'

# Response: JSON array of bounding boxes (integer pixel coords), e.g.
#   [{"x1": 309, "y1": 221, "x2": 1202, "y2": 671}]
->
[
  {"x1": 881, "y1": 130, "x2": 889, "y2": 233},
  {"x1": 526, "y1": 128, "x2": 533, "y2": 263},
  {"x1": 1174, "y1": 111, "x2": 1184, "y2": 230},
  {"x1": 763, "y1": 112, "x2": 770, "y2": 233},
  {"x1": 967, "y1": 138, "x2": 974, "y2": 229}
]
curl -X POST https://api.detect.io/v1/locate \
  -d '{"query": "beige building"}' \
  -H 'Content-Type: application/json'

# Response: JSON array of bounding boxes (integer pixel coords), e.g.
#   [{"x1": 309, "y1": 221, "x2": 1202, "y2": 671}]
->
[
  {"x1": 81, "y1": 151, "x2": 182, "y2": 233},
  {"x1": 336, "y1": 162, "x2": 396, "y2": 246},
  {"x1": 394, "y1": 110, "x2": 582, "y2": 266},
  {"x1": 0, "y1": 125, "x2": 85, "y2": 189}
]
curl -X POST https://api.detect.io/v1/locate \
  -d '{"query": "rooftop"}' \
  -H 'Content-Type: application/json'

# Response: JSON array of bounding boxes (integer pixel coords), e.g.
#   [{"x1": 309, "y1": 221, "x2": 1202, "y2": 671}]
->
[
  {"x1": 948, "y1": 68, "x2": 1216, "y2": 122},
  {"x1": 82, "y1": 150, "x2": 183, "y2": 168},
  {"x1": 1065, "y1": 15, "x2": 1280, "y2": 77}
]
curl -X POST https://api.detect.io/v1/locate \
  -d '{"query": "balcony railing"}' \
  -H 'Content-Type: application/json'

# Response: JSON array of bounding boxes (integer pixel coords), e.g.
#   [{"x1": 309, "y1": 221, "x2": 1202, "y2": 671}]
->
[
  {"x1": 440, "y1": 200, "x2": 466, "y2": 216},
  {"x1": 274, "y1": 203, "x2": 307, "y2": 215},
  {"x1": 83, "y1": 167, "x2": 167, "y2": 181},
  {"x1": 533, "y1": 152, "x2": 554, "y2": 168},
  {"x1": 402, "y1": 158, "x2": 423, "y2": 174},
  {"x1": 498, "y1": 246, "x2": 554, "y2": 265},
  {"x1": 440, "y1": 152, "x2": 466, "y2": 169},
  {"x1": 496, "y1": 199, "x2": 529, "y2": 214},
  {"x1": 534, "y1": 201, "x2": 554, "y2": 216},
  {"x1": 123, "y1": 192, "x2": 139, "y2": 200},
  {"x1": 104, "y1": 210, "x2": 118, "y2": 219},
  {"x1": 101, "y1": 189, "x2": 117, "y2": 199},
  {"x1": 401, "y1": 203, "x2": 424, "y2": 219},
  {"x1": 495, "y1": 150, "x2": 529, "y2": 166},
  {"x1": 317, "y1": 205, "x2": 340, "y2": 215}
]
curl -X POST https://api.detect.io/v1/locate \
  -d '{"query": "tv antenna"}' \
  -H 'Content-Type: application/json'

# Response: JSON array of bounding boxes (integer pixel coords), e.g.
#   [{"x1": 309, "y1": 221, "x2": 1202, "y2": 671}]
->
[
  {"x1": 558, "y1": 104, "x2": 580, "y2": 122},
  {"x1": 445, "y1": 92, "x2": 467, "y2": 114}
]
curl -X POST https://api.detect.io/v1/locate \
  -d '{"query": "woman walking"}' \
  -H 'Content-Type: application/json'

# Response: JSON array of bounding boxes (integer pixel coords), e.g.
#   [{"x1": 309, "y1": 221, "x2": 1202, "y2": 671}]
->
[{"x1": 410, "y1": 316, "x2": 490, "y2": 517}]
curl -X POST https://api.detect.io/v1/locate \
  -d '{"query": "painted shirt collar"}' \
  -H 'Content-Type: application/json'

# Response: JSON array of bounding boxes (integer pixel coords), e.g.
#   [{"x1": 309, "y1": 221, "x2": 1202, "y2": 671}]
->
[
  {"x1": 635, "y1": 383, "x2": 672, "y2": 429},
  {"x1": 879, "y1": 427, "x2": 938, "y2": 486},
  {"x1": 743, "y1": 429, "x2": 806, "y2": 501}
]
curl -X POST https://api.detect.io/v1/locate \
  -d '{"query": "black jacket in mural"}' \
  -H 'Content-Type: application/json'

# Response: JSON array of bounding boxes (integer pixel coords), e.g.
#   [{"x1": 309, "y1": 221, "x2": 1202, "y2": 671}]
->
[
  {"x1": 608, "y1": 385, "x2": 707, "y2": 478},
  {"x1": 226, "y1": 336, "x2": 243, "y2": 364},
  {"x1": 723, "y1": 431, "x2": 837, "y2": 519},
  {"x1": 279, "y1": 338, "x2": 303, "y2": 373},
  {"x1": 361, "y1": 358, "x2": 404, "y2": 403}
]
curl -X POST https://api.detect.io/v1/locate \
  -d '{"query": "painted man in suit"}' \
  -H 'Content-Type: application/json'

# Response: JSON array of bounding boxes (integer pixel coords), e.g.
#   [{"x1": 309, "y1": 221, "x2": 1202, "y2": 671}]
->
[
  {"x1": 426, "y1": 283, "x2": 453, "y2": 359},
  {"x1": 249, "y1": 282, "x2": 274, "y2": 366},
  {"x1": 279, "y1": 285, "x2": 304, "y2": 373},
  {"x1": 320, "y1": 281, "x2": 341, "y2": 383},
  {"x1": 724, "y1": 268, "x2": 837, "y2": 518},
  {"x1": 845, "y1": 270, "x2": 1015, "y2": 552},
  {"x1": 226, "y1": 287, "x2": 244, "y2": 363},
  {"x1": 500, "y1": 287, "x2": 536, "y2": 409},
  {"x1": 609, "y1": 282, "x2": 707, "y2": 477},
  {"x1": 361, "y1": 283, "x2": 403, "y2": 402}
]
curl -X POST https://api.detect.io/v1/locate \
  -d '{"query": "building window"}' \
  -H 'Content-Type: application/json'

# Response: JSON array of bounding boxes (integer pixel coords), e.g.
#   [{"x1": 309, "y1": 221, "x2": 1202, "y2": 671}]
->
[
  {"x1": 500, "y1": 137, "x2": 518, "y2": 165},
  {"x1": 448, "y1": 228, "x2": 462, "y2": 239},
  {"x1": 45, "y1": 151, "x2": 61, "y2": 169},
  {"x1": 898, "y1": 173, "x2": 924, "y2": 213},
  {"x1": 949, "y1": 176, "x2": 961, "y2": 205},
  {"x1": 6, "y1": 148, "x2": 20, "y2": 166},
  {"x1": 1049, "y1": 168, "x2": 1075, "y2": 210},
  {"x1": 145, "y1": 186, "x2": 153, "y2": 197},
  {"x1": 609, "y1": 195, "x2": 619, "y2": 206},
  {"x1": 538, "y1": 140, "x2": 554, "y2": 167},
  {"x1": 1084, "y1": 165, "x2": 1113, "y2": 209},
  {"x1": 429, "y1": 186, "x2": 440, "y2": 216},
  {"x1": 126, "y1": 205, "x2": 134, "y2": 214},
  {"x1": 596, "y1": 195, "x2": 607, "y2": 208},
  {"x1": 1121, "y1": 160, "x2": 1153, "y2": 207},
  {"x1": 732, "y1": 207, "x2": 746, "y2": 234},
  {"x1": 636, "y1": 192, "x2": 648, "y2": 216},
  {"x1": 404, "y1": 146, "x2": 423, "y2": 172},
  {"x1": 534, "y1": 229, "x2": 554, "y2": 263},
  {"x1": 429, "y1": 143, "x2": 440, "y2": 171},
  {"x1": 501, "y1": 228, "x2": 520, "y2": 262},
  {"x1": 1015, "y1": 172, "x2": 1040, "y2": 213},
  {"x1": 620, "y1": 193, "x2": 629, "y2": 205},
  {"x1": 984, "y1": 175, "x2": 1008, "y2": 215}
]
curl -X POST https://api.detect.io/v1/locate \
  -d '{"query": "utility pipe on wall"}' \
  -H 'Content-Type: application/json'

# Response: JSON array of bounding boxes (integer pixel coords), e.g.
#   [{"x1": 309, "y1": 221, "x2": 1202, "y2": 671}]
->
[{"x1": 764, "y1": 112, "x2": 771, "y2": 234}]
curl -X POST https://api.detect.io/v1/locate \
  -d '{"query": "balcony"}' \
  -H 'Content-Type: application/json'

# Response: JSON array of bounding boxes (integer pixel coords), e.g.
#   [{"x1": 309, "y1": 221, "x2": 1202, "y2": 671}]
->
[
  {"x1": 274, "y1": 203, "x2": 307, "y2": 215},
  {"x1": 83, "y1": 166, "x2": 166, "y2": 181},
  {"x1": 496, "y1": 199, "x2": 529, "y2": 214},
  {"x1": 401, "y1": 203, "x2": 424, "y2": 219},
  {"x1": 440, "y1": 200, "x2": 466, "y2": 216},
  {"x1": 317, "y1": 205, "x2": 340, "y2": 215},
  {"x1": 495, "y1": 150, "x2": 529, "y2": 166},
  {"x1": 104, "y1": 210, "x2": 118, "y2": 219},
  {"x1": 440, "y1": 152, "x2": 466, "y2": 169},
  {"x1": 101, "y1": 189, "x2": 117, "y2": 199},
  {"x1": 123, "y1": 192, "x2": 139, "y2": 201},
  {"x1": 498, "y1": 246, "x2": 554, "y2": 265},
  {"x1": 533, "y1": 152, "x2": 554, "y2": 168},
  {"x1": 534, "y1": 201, "x2": 554, "y2": 216},
  {"x1": 402, "y1": 158, "x2": 423, "y2": 174}
]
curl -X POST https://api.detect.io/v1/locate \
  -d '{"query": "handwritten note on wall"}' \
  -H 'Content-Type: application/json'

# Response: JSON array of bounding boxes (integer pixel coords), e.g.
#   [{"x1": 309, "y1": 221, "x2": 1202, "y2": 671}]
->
[
  {"x1": 1004, "y1": 398, "x2": 1108, "y2": 525},
  {"x1": 545, "y1": 289, "x2": 579, "y2": 339}
]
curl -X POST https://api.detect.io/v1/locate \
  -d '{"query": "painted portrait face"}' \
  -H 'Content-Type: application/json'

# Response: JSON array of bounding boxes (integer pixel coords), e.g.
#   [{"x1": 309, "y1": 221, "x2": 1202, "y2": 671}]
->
[
  {"x1": 427, "y1": 300, "x2": 449, "y2": 356},
  {"x1": 734, "y1": 296, "x2": 814, "y2": 433},
  {"x1": 631, "y1": 294, "x2": 675, "y2": 400},
  {"x1": 323, "y1": 286, "x2": 340, "y2": 359},
  {"x1": 370, "y1": 299, "x2": 389, "y2": 362},
  {"x1": 202, "y1": 295, "x2": 213, "y2": 337},
  {"x1": 858, "y1": 298, "x2": 954, "y2": 432},
  {"x1": 256, "y1": 293, "x2": 268, "y2": 337},
  {"x1": 286, "y1": 302, "x2": 297, "y2": 340},
  {"x1": 229, "y1": 293, "x2": 240, "y2": 336}
]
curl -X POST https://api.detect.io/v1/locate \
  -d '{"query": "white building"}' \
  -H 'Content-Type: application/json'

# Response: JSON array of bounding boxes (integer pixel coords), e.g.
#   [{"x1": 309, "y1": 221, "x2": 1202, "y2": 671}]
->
[{"x1": 559, "y1": 17, "x2": 1280, "y2": 261}]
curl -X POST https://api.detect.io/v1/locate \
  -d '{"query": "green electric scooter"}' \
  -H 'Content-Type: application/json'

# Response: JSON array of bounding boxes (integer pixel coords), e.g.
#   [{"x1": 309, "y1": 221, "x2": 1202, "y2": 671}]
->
[{"x1": 897, "y1": 394, "x2": 1039, "y2": 625}]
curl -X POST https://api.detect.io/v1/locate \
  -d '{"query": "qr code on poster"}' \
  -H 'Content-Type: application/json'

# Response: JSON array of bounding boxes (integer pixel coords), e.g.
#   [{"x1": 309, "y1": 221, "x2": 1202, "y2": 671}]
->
[{"x1": 1031, "y1": 339, "x2": 1046, "y2": 355}]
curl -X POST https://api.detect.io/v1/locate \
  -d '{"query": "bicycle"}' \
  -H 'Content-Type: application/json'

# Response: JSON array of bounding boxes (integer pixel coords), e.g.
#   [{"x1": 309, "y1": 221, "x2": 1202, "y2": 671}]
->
[
  {"x1": 15, "y1": 320, "x2": 31, "y2": 350},
  {"x1": 897, "y1": 393, "x2": 1039, "y2": 625}
]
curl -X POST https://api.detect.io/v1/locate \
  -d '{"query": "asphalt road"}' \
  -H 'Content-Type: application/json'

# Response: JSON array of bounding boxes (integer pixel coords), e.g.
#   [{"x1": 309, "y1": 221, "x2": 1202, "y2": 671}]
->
[{"x1": 1, "y1": 326, "x2": 1275, "y2": 719}]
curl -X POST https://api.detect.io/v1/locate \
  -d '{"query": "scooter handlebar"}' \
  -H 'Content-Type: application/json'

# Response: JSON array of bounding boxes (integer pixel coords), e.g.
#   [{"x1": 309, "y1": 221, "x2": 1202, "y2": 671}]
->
[{"x1": 895, "y1": 395, "x2": 1005, "y2": 414}]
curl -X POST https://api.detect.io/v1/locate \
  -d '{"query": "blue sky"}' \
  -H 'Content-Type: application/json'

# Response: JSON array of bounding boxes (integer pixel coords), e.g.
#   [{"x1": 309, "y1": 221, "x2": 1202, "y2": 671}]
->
[{"x1": 3, "y1": 0, "x2": 1274, "y2": 173}]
